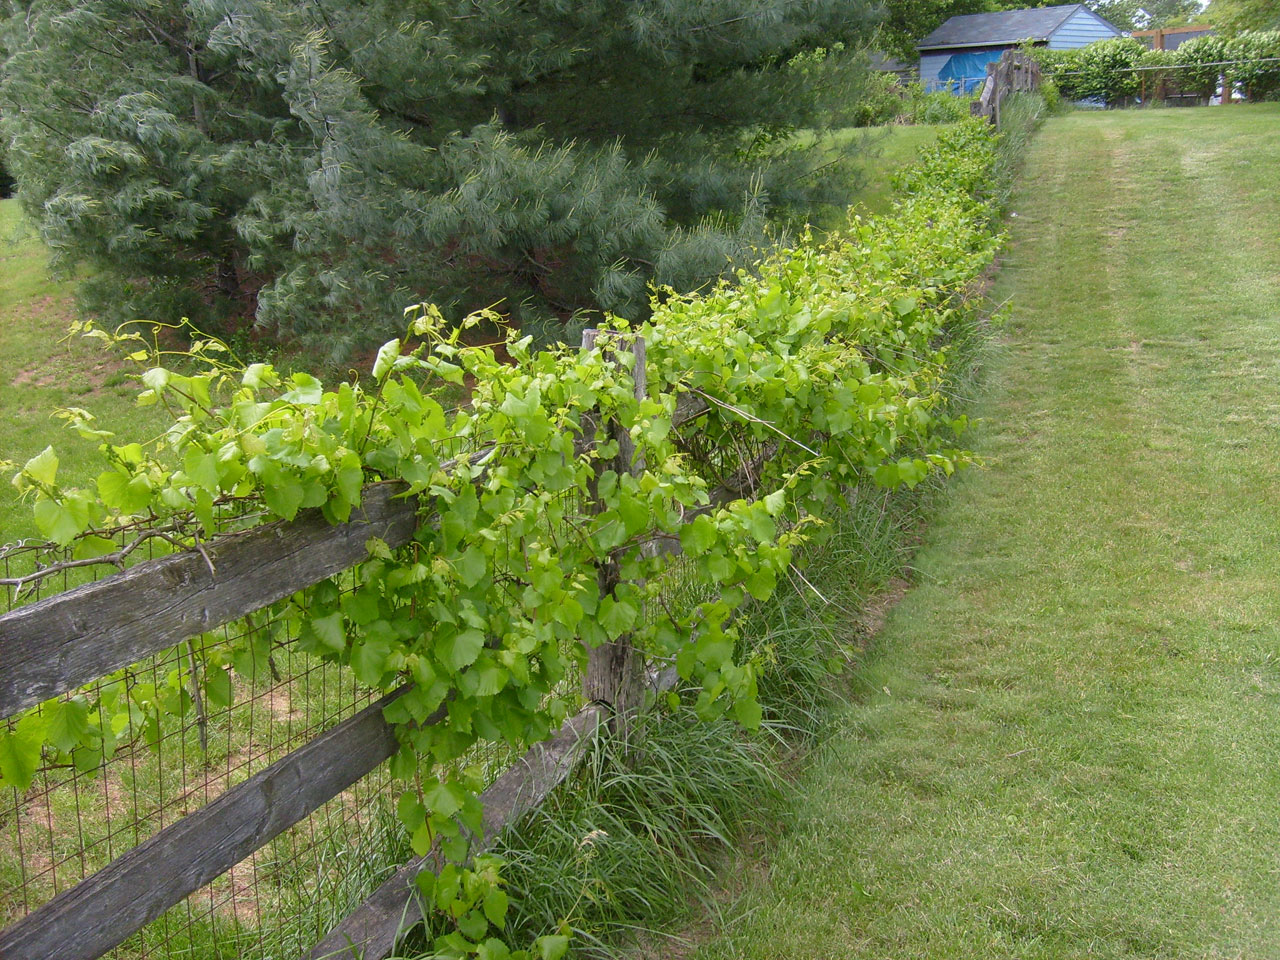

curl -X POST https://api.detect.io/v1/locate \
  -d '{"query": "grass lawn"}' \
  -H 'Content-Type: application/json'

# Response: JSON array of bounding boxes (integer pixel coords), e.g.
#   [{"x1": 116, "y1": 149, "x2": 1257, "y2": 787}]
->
[
  {"x1": 845, "y1": 123, "x2": 944, "y2": 216},
  {"x1": 0, "y1": 199, "x2": 165, "y2": 542},
  {"x1": 685, "y1": 103, "x2": 1280, "y2": 958}
]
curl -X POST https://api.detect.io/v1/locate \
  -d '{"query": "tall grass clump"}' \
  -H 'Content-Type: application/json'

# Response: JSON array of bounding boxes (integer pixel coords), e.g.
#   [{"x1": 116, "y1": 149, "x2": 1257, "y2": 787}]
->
[
  {"x1": 989, "y1": 93, "x2": 1047, "y2": 207},
  {"x1": 414, "y1": 491, "x2": 926, "y2": 959}
]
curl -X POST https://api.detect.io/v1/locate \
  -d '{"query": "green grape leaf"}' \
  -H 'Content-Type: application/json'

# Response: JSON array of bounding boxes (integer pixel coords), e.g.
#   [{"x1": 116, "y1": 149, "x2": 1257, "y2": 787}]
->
[
  {"x1": 456, "y1": 546, "x2": 488, "y2": 588},
  {"x1": 46, "y1": 698, "x2": 90, "y2": 753},
  {"x1": 679, "y1": 514, "x2": 717, "y2": 556},
  {"x1": 23, "y1": 446, "x2": 58, "y2": 486},
  {"x1": 438, "y1": 628, "x2": 485, "y2": 672},
  {"x1": 536, "y1": 935, "x2": 571, "y2": 960},
  {"x1": 483, "y1": 886, "x2": 509, "y2": 927}
]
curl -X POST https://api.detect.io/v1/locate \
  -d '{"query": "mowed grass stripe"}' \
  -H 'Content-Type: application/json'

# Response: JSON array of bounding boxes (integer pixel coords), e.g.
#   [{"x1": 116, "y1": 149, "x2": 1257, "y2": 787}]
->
[{"x1": 687, "y1": 105, "x2": 1280, "y2": 959}]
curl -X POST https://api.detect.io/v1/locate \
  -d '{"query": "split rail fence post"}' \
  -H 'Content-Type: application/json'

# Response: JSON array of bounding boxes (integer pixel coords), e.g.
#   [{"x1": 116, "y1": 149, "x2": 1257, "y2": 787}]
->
[{"x1": 580, "y1": 329, "x2": 647, "y2": 730}]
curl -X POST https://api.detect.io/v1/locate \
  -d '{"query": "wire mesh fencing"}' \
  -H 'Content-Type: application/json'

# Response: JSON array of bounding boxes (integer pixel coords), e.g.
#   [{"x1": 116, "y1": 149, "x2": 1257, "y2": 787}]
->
[{"x1": 0, "y1": 474, "x2": 595, "y2": 960}]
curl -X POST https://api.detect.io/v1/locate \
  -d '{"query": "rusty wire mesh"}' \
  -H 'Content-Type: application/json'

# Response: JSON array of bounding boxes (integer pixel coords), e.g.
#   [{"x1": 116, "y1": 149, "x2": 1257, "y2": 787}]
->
[{"x1": 0, "y1": 542, "x2": 401, "y2": 958}]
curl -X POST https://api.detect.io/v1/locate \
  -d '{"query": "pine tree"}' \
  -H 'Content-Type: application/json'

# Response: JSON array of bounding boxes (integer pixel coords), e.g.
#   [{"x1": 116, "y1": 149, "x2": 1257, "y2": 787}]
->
[{"x1": 0, "y1": 0, "x2": 879, "y2": 354}]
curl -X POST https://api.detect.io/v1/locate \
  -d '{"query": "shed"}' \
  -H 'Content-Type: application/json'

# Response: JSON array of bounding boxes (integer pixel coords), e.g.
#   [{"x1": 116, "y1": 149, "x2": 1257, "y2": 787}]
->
[{"x1": 918, "y1": 4, "x2": 1123, "y2": 92}]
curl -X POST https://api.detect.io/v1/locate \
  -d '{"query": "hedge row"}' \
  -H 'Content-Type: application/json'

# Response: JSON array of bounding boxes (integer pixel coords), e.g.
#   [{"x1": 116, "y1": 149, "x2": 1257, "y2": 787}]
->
[{"x1": 1034, "y1": 32, "x2": 1280, "y2": 104}]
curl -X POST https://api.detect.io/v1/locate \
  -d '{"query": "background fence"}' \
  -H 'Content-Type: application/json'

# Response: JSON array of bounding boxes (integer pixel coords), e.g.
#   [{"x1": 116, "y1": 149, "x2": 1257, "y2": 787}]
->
[{"x1": 0, "y1": 335, "x2": 712, "y2": 960}]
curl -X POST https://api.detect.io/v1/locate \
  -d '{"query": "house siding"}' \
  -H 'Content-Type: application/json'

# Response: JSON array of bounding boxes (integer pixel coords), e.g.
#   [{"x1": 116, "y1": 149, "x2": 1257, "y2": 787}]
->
[
  {"x1": 1048, "y1": 7, "x2": 1122, "y2": 49},
  {"x1": 919, "y1": 52, "x2": 952, "y2": 85}
]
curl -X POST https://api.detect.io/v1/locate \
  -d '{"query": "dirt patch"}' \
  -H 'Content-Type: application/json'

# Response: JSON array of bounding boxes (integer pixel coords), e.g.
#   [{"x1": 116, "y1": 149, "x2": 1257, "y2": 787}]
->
[
  {"x1": 6, "y1": 294, "x2": 133, "y2": 395},
  {"x1": 9, "y1": 366, "x2": 60, "y2": 388},
  {"x1": 212, "y1": 851, "x2": 266, "y2": 927},
  {"x1": 264, "y1": 687, "x2": 300, "y2": 725},
  {"x1": 9, "y1": 350, "x2": 130, "y2": 396},
  {"x1": 857, "y1": 576, "x2": 912, "y2": 642}
]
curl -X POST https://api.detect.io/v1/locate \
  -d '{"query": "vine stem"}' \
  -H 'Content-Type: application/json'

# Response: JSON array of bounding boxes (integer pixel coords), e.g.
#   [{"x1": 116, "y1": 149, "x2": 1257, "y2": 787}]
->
[
  {"x1": 185, "y1": 639, "x2": 209, "y2": 753},
  {"x1": 689, "y1": 388, "x2": 821, "y2": 457}
]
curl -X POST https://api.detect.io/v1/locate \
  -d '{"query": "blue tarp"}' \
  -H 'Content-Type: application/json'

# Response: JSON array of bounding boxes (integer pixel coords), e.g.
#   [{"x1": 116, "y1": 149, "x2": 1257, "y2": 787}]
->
[{"x1": 930, "y1": 50, "x2": 1005, "y2": 94}]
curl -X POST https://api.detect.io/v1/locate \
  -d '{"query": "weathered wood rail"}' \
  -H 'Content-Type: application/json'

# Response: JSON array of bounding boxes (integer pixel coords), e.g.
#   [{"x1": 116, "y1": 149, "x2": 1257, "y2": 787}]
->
[
  {"x1": 0, "y1": 335, "x2": 715, "y2": 960},
  {"x1": 972, "y1": 50, "x2": 1042, "y2": 128}
]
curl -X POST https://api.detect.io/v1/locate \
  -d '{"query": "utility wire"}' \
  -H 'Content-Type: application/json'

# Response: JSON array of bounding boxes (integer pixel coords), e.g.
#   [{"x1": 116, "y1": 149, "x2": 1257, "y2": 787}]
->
[{"x1": 1050, "y1": 56, "x2": 1280, "y2": 77}]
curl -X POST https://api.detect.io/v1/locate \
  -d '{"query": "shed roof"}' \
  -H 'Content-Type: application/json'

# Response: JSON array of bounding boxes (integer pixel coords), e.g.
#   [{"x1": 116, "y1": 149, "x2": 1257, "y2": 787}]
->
[{"x1": 917, "y1": 4, "x2": 1105, "y2": 51}]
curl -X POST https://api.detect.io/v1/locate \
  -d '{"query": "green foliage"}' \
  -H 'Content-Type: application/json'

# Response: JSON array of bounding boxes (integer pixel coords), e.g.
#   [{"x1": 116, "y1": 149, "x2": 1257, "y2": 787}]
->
[
  {"x1": 411, "y1": 853, "x2": 572, "y2": 960},
  {"x1": 1175, "y1": 30, "x2": 1280, "y2": 99},
  {"x1": 1029, "y1": 46, "x2": 1085, "y2": 102},
  {"x1": 1230, "y1": 31, "x2": 1280, "y2": 98},
  {"x1": 900, "y1": 82, "x2": 978, "y2": 125},
  {"x1": 1090, "y1": 0, "x2": 1201, "y2": 31},
  {"x1": 1036, "y1": 31, "x2": 1280, "y2": 105},
  {"x1": 0, "y1": 0, "x2": 881, "y2": 352},
  {"x1": 1038, "y1": 76, "x2": 1065, "y2": 113},
  {"x1": 3, "y1": 115, "x2": 1009, "y2": 957},
  {"x1": 1136, "y1": 47, "x2": 1180, "y2": 99},
  {"x1": 478, "y1": 704, "x2": 784, "y2": 958},
  {"x1": 1172, "y1": 31, "x2": 1280, "y2": 100},
  {"x1": 1204, "y1": 0, "x2": 1280, "y2": 34},
  {"x1": 785, "y1": 44, "x2": 905, "y2": 130},
  {"x1": 847, "y1": 71, "x2": 907, "y2": 128},
  {"x1": 1175, "y1": 33, "x2": 1235, "y2": 96},
  {"x1": 985, "y1": 93, "x2": 1049, "y2": 210},
  {"x1": 1074, "y1": 37, "x2": 1148, "y2": 102}
]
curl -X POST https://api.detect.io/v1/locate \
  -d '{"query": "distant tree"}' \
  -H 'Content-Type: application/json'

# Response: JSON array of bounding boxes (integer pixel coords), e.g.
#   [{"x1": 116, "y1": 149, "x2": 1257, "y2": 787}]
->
[
  {"x1": 0, "y1": 1, "x2": 879, "y2": 354},
  {"x1": 1202, "y1": 0, "x2": 1280, "y2": 34},
  {"x1": 1089, "y1": 0, "x2": 1202, "y2": 31},
  {"x1": 876, "y1": 0, "x2": 993, "y2": 61}
]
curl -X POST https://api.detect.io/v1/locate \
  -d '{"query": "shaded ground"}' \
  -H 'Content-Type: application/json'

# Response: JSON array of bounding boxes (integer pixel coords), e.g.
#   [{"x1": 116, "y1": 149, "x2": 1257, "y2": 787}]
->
[{"x1": 686, "y1": 104, "x2": 1280, "y2": 959}]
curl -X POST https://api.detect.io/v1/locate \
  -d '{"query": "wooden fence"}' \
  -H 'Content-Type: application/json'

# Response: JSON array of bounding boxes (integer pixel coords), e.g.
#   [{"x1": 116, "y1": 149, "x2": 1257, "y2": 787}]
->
[
  {"x1": 0, "y1": 332, "x2": 740, "y2": 960},
  {"x1": 971, "y1": 50, "x2": 1042, "y2": 128}
]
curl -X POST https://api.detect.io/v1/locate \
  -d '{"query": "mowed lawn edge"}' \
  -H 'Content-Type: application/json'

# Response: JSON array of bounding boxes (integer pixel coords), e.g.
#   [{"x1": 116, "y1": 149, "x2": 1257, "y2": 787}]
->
[{"x1": 684, "y1": 104, "x2": 1280, "y2": 960}]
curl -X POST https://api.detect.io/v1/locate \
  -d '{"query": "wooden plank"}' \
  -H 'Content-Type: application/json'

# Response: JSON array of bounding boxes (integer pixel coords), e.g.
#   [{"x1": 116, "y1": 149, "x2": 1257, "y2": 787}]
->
[
  {"x1": 0, "y1": 483, "x2": 419, "y2": 719},
  {"x1": 307, "y1": 704, "x2": 606, "y2": 960},
  {"x1": 0, "y1": 686, "x2": 432, "y2": 960}
]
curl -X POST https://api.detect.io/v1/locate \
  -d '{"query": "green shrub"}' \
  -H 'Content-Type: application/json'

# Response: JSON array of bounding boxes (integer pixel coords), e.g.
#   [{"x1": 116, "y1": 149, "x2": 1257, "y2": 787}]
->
[
  {"x1": 1038, "y1": 77, "x2": 1064, "y2": 113},
  {"x1": 850, "y1": 71, "x2": 907, "y2": 127},
  {"x1": 1230, "y1": 31, "x2": 1280, "y2": 99},
  {"x1": 900, "y1": 82, "x2": 976, "y2": 125},
  {"x1": 1028, "y1": 47, "x2": 1084, "y2": 101},
  {"x1": 1175, "y1": 34, "x2": 1233, "y2": 98},
  {"x1": 1135, "y1": 48, "x2": 1177, "y2": 103},
  {"x1": 1075, "y1": 36, "x2": 1147, "y2": 103}
]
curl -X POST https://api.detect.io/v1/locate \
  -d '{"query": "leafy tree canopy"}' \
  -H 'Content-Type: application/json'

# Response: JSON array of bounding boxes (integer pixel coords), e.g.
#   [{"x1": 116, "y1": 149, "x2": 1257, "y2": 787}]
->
[
  {"x1": 1202, "y1": 0, "x2": 1280, "y2": 34},
  {"x1": 1089, "y1": 0, "x2": 1202, "y2": 31},
  {"x1": 0, "y1": 0, "x2": 878, "y2": 355}
]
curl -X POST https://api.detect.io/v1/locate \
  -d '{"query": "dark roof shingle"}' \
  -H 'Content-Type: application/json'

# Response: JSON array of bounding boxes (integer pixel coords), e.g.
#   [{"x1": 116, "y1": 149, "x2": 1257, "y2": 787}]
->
[{"x1": 918, "y1": 4, "x2": 1095, "y2": 50}]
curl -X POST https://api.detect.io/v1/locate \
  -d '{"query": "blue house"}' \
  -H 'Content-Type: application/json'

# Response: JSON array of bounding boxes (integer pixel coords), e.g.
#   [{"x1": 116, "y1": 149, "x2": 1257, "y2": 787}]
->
[{"x1": 918, "y1": 4, "x2": 1123, "y2": 92}]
